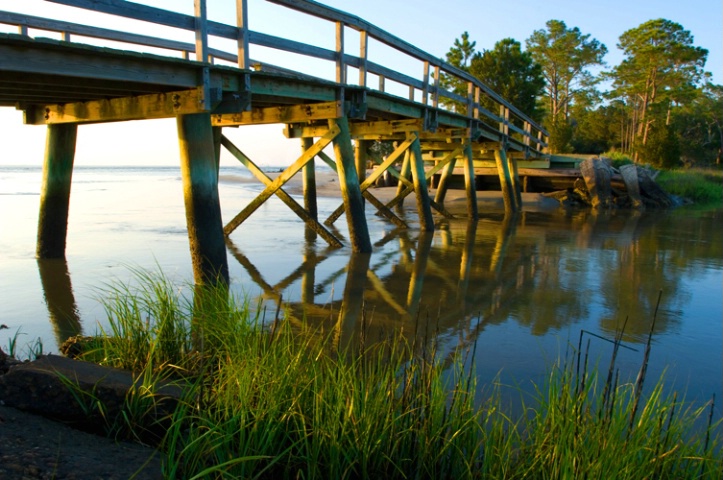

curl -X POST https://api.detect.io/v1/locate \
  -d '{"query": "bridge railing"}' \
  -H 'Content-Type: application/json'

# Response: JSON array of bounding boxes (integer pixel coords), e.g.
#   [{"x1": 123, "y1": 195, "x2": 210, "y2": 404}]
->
[{"x1": 0, "y1": 0, "x2": 548, "y2": 151}]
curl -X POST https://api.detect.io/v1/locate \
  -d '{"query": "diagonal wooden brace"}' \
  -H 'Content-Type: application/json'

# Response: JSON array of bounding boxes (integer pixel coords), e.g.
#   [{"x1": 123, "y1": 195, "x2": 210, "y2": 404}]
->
[
  {"x1": 324, "y1": 136, "x2": 414, "y2": 227},
  {"x1": 223, "y1": 125, "x2": 340, "y2": 235},
  {"x1": 220, "y1": 135, "x2": 342, "y2": 247}
]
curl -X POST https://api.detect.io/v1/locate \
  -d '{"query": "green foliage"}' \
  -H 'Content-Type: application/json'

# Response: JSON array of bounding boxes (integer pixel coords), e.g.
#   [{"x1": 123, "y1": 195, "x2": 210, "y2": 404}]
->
[
  {"x1": 526, "y1": 20, "x2": 607, "y2": 123},
  {"x1": 547, "y1": 117, "x2": 574, "y2": 153},
  {"x1": 637, "y1": 123, "x2": 681, "y2": 168},
  {"x1": 76, "y1": 271, "x2": 723, "y2": 479},
  {"x1": 469, "y1": 38, "x2": 545, "y2": 122},
  {"x1": 657, "y1": 168, "x2": 723, "y2": 205}
]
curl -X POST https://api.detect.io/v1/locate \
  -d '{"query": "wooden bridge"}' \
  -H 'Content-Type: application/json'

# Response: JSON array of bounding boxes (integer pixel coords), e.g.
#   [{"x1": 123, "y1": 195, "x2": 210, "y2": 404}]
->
[{"x1": 0, "y1": 0, "x2": 548, "y2": 285}]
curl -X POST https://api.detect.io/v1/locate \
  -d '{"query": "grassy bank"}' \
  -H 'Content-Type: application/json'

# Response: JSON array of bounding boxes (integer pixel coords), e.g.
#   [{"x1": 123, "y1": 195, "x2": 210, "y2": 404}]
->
[
  {"x1": 657, "y1": 168, "x2": 723, "y2": 206},
  {"x1": 68, "y1": 272, "x2": 721, "y2": 479}
]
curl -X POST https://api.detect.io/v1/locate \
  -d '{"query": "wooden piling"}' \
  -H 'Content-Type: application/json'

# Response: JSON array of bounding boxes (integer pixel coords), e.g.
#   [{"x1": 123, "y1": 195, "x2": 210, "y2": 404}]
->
[
  {"x1": 36, "y1": 123, "x2": 77, "y2": 259},
  {"x1": 463, "y1": 141, "x2": 478, "y2": 220},
  {"x1": 301, "y1": 137, "x2": 318, "y2": 221},
  {"x1": 409, "y1": 135, "x2": 435, "y2": 231},
  {"x1": 494, "y1": 148, "x2": 516, "y2": 214},
  {"x1": 329, "y1": 117, "x2": 372, "y2": 253},
  {"x1": 433, "y1": 155, "x2": 457, "y2": 204},
  {"x1": 177, "y1": 113, "x2": 229, "y2": 285}
]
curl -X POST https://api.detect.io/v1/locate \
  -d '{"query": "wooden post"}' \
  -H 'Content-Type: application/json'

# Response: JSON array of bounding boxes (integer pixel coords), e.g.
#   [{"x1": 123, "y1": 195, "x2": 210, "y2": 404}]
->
[
  {"x1": 212, "y1": 126, "x2": 222, "y2": 180},
  {"x1": 395, "y1": 150, "x2": 411, "y2": 208},
  {"x1": 463, "y1": 141, "x2": 478, "y2": 220},
  {"x1": 409, "y1": 134, "x2": 435, "y2": 231},
  {"x1": 329, "y1": 117, "x2": 372, "y2": 253},
  {"x1": 358, "y1": 30, "x2": 368, "y2": 87},
  {"x1": 301, "y1": 249, "x2": 316, "y2": 304},
  {"x1": 506, "y1": 150, "x2": 522, "y2": 209},
  {"x1": 355, "y1": 139, "x2": 369, "y2": 190},
  {"x1": 302, "y1": 136, "x2": 318, "y2": 241},
  {"x1": 494, "y1": 148, "x2": 516, "y2": 215},
  {"x1": 236, "y1": 0, "x2": 249, "y2": 69},
  {"x1": 433, "y1": 155, "x2": 457, "y2": 204},
  {"x1": 37, "y1": 123, "x2": 77, "y2": 259},
  {"x1": 177, "y1": 113, "x2": 229, "y2": 285}
]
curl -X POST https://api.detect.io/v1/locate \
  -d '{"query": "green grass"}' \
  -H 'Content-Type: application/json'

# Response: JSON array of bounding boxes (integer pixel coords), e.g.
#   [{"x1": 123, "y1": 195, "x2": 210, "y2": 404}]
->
[
  {"x1": 655, "y1": 168, "x2": 722, "y2": 206},
  {"x1": 69, "y1": 271, "x2": 722, "y2": 479}
]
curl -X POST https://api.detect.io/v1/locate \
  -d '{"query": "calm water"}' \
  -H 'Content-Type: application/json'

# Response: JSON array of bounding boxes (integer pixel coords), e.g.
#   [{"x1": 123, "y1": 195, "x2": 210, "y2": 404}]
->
[{"x1": 1, "y1": 165, "x2": 721, "y2": 408}]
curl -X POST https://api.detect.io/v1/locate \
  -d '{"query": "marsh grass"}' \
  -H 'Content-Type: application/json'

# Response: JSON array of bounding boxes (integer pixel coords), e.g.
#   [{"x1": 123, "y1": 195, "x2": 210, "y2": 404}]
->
[
  {"x1": 657, "y1": 168, "x2": 723, "y2": 205},
  {"x1": 73, "y1": 271, "x2": 722, "y2": 479}
]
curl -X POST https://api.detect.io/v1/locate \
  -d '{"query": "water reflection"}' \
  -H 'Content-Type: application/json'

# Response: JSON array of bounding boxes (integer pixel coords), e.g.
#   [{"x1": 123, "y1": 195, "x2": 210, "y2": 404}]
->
[
  {"x1": 36, "y1": 258, "x2": 82, "y2": 345},
  {"x1": 226, "y1": 209, "x2": 722, "y2": 356}
]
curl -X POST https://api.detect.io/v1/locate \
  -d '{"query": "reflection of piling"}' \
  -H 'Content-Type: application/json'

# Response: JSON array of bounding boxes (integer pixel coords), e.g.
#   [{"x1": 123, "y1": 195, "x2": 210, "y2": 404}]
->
[
  {"x1": 37, "y1": 258, "x2": 82, "y2": 346},
  {"x1": 458, "y1": 219, "x2": 478, "y2": 303},
  {"x1": 302, "y1": 137, "x2": 318, "y2": 242},
  {"x1": 335, "y1": 253, "x2": 371, "y2": 349},
  {"x1": 37, "y1": 124, "x2": 77, "y2": 259},
  {"x1": 407, "y1": 231, "x2": 433, "y2": 312}
]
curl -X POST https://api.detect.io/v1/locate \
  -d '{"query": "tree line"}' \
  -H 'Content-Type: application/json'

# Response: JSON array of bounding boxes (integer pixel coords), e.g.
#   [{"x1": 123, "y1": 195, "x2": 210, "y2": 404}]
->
[{"x1": 441, "y1": 19, "x2": 721, "y2": 168}]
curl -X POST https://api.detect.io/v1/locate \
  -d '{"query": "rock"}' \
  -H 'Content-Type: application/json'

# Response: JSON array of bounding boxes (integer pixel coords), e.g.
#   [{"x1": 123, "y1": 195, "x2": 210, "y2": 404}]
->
[
  {"x1": 637, "y1": 167, "x2": 674, "y2": 208},
  {"x1": 0, "y1": 355, "x2": 183, "y2": 443}
]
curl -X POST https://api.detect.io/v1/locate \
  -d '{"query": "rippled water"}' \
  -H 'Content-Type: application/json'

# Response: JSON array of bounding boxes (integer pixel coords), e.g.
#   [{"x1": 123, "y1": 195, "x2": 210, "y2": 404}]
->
[{"x1": 1, "y1": 165, "x2": 721, "y2": 407}]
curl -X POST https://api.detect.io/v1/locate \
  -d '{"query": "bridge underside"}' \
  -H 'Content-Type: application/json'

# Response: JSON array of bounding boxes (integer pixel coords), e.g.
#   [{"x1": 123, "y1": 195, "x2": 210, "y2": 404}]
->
[{"x1": 1, "y1": 33, "x2": 545, "y2": 284}]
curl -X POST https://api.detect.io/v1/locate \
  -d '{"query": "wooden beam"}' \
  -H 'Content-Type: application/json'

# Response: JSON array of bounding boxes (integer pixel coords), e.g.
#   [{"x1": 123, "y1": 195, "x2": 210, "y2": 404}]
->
[
  {"x1": 224, "y1": 124, "x2": 340, "y2": 234},
  {"x1": 213, "y1": 101, "x2": 343, "y2": 126},
  {"x1": 494, "y1": 148, "x2": 516, "y2": 214},
  {"x1": 432, "y1": 146, "x2": 462, "y2": 204},
  {"x1": 25, "y1": 88, "x2": 220, "y2": 125},
  {"x1": 462, "y1": 141, "x2": 478, "y2": 220}
]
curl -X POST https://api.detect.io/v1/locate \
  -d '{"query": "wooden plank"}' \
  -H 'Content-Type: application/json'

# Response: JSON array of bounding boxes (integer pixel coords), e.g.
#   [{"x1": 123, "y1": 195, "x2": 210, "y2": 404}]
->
[
  {"x1": 224, "y1": 124, "x2": 340, "y2": 234},
  {"x1": 25, "y1": 88, "x2": 217, "y2": 125},
  {"x1": 220, "y1": 135, "x2": 342, "y2": 247},
  {"x1": 213, "y1": 101, "x2": 343, "y2": 126}
]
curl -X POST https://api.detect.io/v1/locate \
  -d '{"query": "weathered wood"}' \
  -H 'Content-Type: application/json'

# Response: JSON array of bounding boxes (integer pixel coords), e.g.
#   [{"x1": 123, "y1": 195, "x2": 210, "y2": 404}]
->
[
  {"x1": 408, "y1": 133, "x2": 435, "y2": 231},
  {"x1": 462, "y1": 141, "x2": 479, "y2": 220},
  {"x1": 506, "y1": 148, "x2": 522, "y2": 209},
  {"x1": 236, "y1": 0, "x2": 249, "y2": 68},
  {"x1": 213, "y1": 101, "x2": 343, "y2": 126},
  {"x1": 301, "y1": 137, "x2": 318, "y2": 222},
  {"x1": 220, "y1": 135, "x2": 342, "y2": 247},
  {"x1": 36, "y1": 123, "x2": 77, "y2": 259},
  {"x1": 223, "y1": 125, "x2": 339, "y2": 235},
  {"x1": 433, "y1": 147, "x2": 462, "y2": 203},
  {"x1": 329, "y1": 117, "x2": 372, "y2": 253},
  {"x1": 26, "y1": 89, "x2": 220, "y2": 125},
  {"x1": 494, "y1": 149, "x2": 516, "y2": 214},
  {"x1": 580, "y1": 158, "x2": 612, "y2": 209},
  {"x1": 177, "y1": 113, "x2": 229, "y2": 285},
  {"x1": 620, "y1": 164, "x2": 644, "y2": 209}
]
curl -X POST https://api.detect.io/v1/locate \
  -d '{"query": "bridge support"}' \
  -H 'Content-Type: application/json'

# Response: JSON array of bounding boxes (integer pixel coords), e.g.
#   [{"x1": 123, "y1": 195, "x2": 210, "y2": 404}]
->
[
  {"x1": 409, "y1": 134, "x2": 435, "y2": 231},
  {"x1": 177, "y1": 113, "x2": 229, "y2": 286},
  {"x1": 330, "y1": 117, "x2": 372, "y2": 253},
  {"x1": 301, "y1": 137, "x2": 318, "y2": 241},
  {"x1": 494, "y1": 148, "x2": 519, "y2": 214},
  {"x1": 37, "y1": 123, "x2": 77, "y2": 259},
  {"x1": 462, "y1": 141, "x2": 479, "y2": 220}
]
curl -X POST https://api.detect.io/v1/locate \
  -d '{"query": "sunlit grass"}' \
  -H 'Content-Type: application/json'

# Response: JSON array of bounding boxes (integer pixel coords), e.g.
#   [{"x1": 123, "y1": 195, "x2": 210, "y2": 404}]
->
[
  {"x1": 657, "y1": 168, "x2": 722, "y2": 206},
  {"x1": 67, "y1": 270, "x2": 722, "y2": 479}
]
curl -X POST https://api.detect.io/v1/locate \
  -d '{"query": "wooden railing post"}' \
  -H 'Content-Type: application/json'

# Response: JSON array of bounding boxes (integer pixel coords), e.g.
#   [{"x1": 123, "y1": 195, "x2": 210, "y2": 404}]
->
[
  {"x1": 236, "y1": 0, "x2": 249, "y2": 69},
  {"x1": 335, "y1": 21, "x2": 346, "y2": 84},
  {"x1": 194, "y1": 0, "x2": 208, "y2": 63},
  {"x1": 432, "y1": 65, "x2": 440, "y2": 109},
  {"x1": 422, "y1": 61, "x2": 430, "y2": 105},
  {"x1": 359, "y1": 30, "x2": 368, "y2": 87},
  {"x1": 467, "y1": 81, "x2": 474, "y2": 118},
  {"x1": 474, "y1": 86, "x2": 480, "y2": 120}
]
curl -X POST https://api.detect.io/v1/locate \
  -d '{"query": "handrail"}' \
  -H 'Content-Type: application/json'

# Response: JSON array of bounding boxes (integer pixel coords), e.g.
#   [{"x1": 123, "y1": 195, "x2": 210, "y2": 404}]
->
[{"x1": 1, "y1": 0, "x2": 548, "y2": 149}]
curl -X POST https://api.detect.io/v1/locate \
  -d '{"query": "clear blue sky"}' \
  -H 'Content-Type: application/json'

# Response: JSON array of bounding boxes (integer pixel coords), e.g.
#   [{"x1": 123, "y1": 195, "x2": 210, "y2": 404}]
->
[{"x1": 0, "y1": 0, "x2": 720, "y2": 166}]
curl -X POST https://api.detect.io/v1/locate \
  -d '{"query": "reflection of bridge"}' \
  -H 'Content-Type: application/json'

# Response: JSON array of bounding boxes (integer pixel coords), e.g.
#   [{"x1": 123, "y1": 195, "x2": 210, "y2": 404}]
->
[{"x1": 0, "y1": 0, "x2": 548, "y2": 284}]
